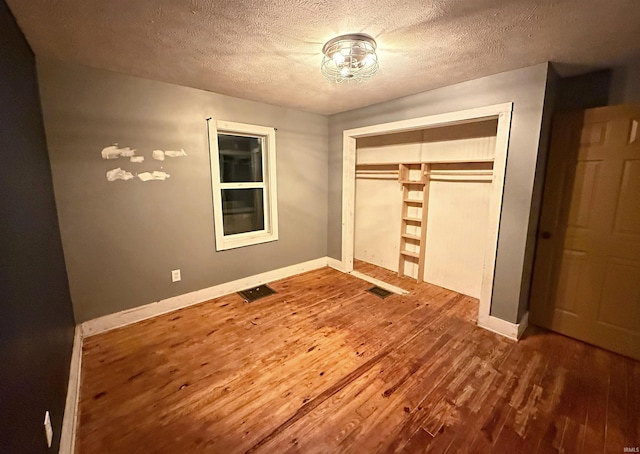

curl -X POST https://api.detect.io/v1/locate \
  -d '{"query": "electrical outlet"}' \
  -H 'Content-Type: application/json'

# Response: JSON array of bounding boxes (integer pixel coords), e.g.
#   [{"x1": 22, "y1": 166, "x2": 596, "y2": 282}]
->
[
  {"x1": 171, "y1": 269, "x2": 181, "y2": 282},
  {"x1": 44, "y1": 411, "x2": 53, "y2": 448}
]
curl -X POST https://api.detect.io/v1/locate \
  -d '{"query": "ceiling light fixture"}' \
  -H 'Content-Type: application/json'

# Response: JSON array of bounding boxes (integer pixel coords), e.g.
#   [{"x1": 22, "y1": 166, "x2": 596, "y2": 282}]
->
[{"x1": 321, "y1": 33, "x2": 379, "y2": 84}]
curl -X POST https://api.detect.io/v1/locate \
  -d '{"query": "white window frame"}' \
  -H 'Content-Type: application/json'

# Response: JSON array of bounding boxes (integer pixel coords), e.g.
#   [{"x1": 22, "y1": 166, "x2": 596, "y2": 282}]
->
[{"x1": 208, "y1": 120, "x2": 278, "y2": 251}]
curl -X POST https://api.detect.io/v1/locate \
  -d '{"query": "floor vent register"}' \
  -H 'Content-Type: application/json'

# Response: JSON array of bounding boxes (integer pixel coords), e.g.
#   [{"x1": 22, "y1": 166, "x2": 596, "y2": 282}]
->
[
  {"x1": 238, "y1": 285, "x2": 276, "y2": 302},
  {"x1": 367, "y1": 286, "x2": 393, "y2": 299}
]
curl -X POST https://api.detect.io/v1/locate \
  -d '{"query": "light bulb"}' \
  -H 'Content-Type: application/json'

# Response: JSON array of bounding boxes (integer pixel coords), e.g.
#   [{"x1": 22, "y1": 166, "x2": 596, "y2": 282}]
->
[
  {"x1": 364, "y1": 53, "x2": 375, "y2": 66},
  {"x1": 340, "y1": 66, "x2": 351, "y2": 77},
  {"x1": 333, "y1": 52, "x2": 345, "y2": 64}
]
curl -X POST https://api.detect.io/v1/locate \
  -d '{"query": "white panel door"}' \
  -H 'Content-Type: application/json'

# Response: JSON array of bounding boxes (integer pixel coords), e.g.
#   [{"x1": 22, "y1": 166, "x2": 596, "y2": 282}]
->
[{"x1": 530, "y1": 104, "x2": 640, "y2": 361}]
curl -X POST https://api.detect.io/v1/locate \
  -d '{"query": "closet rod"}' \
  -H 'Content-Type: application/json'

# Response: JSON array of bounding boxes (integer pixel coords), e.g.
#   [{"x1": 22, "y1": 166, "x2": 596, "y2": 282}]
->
[
  {"x1": 426, "y1": 170, "x2": 493, "y2": 176},
  {"x1": 355, "y1": 163, "x2": 400, "y2": 167},
  {"x1": 356, "y1": 169, "x2": 399, "y2": 173},
  {"x1": 429, "y1": 175, "x2": 493, "y2": 182},
  {"x1": 356, "y1": 176, "x2": 399, "y2": 181},
  {"x1": 356, "y1": 157, "x2": 495, "y2": 166}
]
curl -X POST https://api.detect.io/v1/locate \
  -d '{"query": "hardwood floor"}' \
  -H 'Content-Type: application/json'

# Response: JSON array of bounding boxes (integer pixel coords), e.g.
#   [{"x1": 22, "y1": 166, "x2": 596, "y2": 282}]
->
[{"x1": 77, "y1": 261, "x2": 639, "y2": 453}]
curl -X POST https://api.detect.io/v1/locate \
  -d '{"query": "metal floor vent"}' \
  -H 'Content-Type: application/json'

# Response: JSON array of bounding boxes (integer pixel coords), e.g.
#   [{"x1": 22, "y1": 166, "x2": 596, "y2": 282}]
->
[
  {"x1": 367, "y1": 286, "x2": 393, "y2": 299},
  {"x1": 238, "y1": 285, "x2": 276, "y2": 302}
]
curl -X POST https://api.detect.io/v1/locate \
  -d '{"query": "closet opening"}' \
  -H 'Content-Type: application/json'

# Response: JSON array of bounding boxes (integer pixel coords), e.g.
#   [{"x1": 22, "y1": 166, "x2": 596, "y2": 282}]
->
[
  {"x1": 355, "y1": 120, "x2": 497, "y2": 299},
  {"x1": 339, "y1": 104, "x2": 513, "y2": 336}
]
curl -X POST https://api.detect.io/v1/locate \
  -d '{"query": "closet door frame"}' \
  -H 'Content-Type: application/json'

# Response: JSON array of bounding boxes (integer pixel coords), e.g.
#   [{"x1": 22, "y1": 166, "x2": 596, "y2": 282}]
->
[{"x1": 339, "y1": 103, "x2": 514, "y2": 338}]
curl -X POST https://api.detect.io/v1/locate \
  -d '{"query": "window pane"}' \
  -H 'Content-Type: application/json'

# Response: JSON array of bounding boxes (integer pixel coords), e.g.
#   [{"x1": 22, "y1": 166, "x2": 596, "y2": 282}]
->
[
  {"x1": 221, "y1": 188, "x2": 265, "y2": 235},
  {"x1": 218, "y1": 134, "x2": 263, "y2": 183}
]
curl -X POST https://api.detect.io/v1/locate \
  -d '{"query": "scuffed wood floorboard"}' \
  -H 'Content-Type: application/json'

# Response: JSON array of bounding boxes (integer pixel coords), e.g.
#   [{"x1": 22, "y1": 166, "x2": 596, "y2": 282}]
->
[{"x1": 76, "y1": 261, "x2": 639, "y2": 453}]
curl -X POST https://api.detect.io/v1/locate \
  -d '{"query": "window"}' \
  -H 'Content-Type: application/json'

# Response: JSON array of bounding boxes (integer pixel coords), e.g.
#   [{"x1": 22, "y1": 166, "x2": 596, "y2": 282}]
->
[{"x1": 208, "y1": 120, "x2": 278, "y2": 251}]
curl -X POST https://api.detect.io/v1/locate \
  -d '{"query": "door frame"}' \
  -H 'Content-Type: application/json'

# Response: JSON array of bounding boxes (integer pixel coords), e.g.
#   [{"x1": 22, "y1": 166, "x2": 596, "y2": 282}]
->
[{"x1": 337, "y1": 102, "x2": 516, "y2": 337}]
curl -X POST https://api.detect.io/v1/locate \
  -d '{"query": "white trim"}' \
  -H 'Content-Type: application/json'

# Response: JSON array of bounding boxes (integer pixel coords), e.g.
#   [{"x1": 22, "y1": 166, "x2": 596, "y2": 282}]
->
[
  {"x1": 59, "y1": 326, "x2": 82, "y2": 454},
  {"x1": 343, "y1": 103, "x2": 514, "y2": 139},
  {"x1": 349, "y1": 270, "x2": 410, "y2": 295},
  {"x1": 326, "y1": 256, "x2": 345, "y2": 272},
  {"x1": 208, "y1": 120, "x2": 279, "y2": 251},
  {"x1": 341, "y1": 133, "x2": 357, "y2": 273},
  {"x1": 340, "y1": 103, "x2": 514, "y2": 334},
  {"x1": 477, "y1": 312, "x2": 529, "y2": 341},
  {"x1": 517, "y1": 312, "x2": 529, "y2": 339},
  {"x1": 81, "y1": 257, "x2": 328, "y2": 337},
  {"x1": 60, "y1": 258, "x2": 525, "y2": 452},
  {"x1": 216, "y1": 121, "x2": 274, "y2": 137},
  {"x1": 63, "y1": 257, "x2": 329, "y2": 450},
  {"x1": 477, "y1": 108, "x2": 512, "y2": 324},
  {"x1": 219, "y1": 182, "x2": 264, "y2": 189}
]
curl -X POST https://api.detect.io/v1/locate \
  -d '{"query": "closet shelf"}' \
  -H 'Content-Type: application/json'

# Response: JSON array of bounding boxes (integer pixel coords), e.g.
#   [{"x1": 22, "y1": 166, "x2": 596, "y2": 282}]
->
[
  {"x1": 429, "y1": 175, "x2": 493, "y2": 182},
  {"x1": 398, "y1": 162, "x2": 429, "y2": 283},
  {"x1": 357, "y1": 158, "x2": 495, "y2": 166},
  {"x1": 356, "y1": 170, "x2": 398, "y2": 174},
  {"x1": 427, "y1": 170, "x2": 493, "y2": 175},
  {"x1": 400, "y1": 250, "x2": 420, "y2": 258}
]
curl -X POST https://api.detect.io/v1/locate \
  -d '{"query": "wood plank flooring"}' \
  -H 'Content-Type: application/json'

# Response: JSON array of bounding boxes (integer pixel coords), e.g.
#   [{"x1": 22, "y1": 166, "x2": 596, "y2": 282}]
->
[{"x1": 76, "y1": 261, "x2": 640, "y2": 453}]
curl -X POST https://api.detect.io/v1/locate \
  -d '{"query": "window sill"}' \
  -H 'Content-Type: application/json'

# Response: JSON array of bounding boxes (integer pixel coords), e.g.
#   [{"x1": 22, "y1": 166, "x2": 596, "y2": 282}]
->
[{"x1": 216, "y1": 231, "x2": 279, "y2": 251}]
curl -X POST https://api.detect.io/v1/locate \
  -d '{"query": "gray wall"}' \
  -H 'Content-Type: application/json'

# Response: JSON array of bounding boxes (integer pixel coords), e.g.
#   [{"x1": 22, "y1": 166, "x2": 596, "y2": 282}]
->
[
  {"x1": 37, "y1": 59, "x2": 328, "y2": 323},
  {"x1": 610, "y1": 59, "x2": 640, "y2": 104},
  {"x1": 328, "y1": 64, "x2": 551, "y2": 324},
  {"x1": 555, "y1": 69, "x2": 612, "y2": 111},
  {"x1": 518, "y1": 65, "x2": 560, "y2": 321},
  {"x1": 553, "y1": 59, "x2": 640, "y2": 112},
  {"x1": 0, "y1": 2, "x2": 75, "y2": 452}
]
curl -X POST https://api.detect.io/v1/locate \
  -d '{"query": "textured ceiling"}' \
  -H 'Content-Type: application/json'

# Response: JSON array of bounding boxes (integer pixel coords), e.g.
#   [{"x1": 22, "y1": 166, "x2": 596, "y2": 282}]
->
[{"x1": 7, "y1": 0, "x2": 640, "y2": 115}]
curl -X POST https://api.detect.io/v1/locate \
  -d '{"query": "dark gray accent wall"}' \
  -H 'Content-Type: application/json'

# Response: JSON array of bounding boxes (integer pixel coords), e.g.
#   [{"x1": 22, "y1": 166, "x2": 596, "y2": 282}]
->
[
  {"x1": 328, "y1": 64, "x2": 550, "y2": 324},
  {"x1": 518, "y1": 65, "x2": 560, "y2": 321},
  {"x1": 610, "y1": 60, "x2": 640, "y2": 104},
  {"x1": 37, "y1": 59, "x2": 329, "y2": 323},
  {"x1": 0, "y1": 2, "x2": 75, "y2": 452},
  {"x1": 555, "y1": 69, "x2": 612, "y2": 111},
  {"x1": 551, "y1": 60, "x2": 640, "y2": 114}
]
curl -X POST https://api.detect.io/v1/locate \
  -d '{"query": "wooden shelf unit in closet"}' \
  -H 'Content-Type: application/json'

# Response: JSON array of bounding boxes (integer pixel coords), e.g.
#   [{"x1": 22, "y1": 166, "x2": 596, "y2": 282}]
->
[
  {"x1": 396, "y1": 158, "x2": 495, "y2": 282},
  {"x1": 355, "y1": 158, "x2": 495, "y2": 283},
  {"x1": 398, "y1": 163, "x2": 430, "y2": 281}
]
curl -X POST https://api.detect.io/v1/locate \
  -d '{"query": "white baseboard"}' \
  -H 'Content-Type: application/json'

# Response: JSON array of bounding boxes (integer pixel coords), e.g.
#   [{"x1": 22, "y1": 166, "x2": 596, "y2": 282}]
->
[
  {"x1": 63, "y1": 256, "x2": 331, "y2": 452},
  {"x1": 64, "y1": 258, "x2": 525, "y2": 454},
  {"x1": 59, "y1": 326, "x2": 82, "y2": 454},
  {"x1": 81, "y1": 257, "x2": 329, "y2": 337},
  {"x1": 326, "y1": 257, "x2": 344, "y2": 272},
  {"x1": 477, "y1": 312, "x2": 529, "y2": 341},
  {"x1": 516, "y1": 312, "x2": 529, "y2": 339},
  {"x1": 349, "y1": 270, "x2": 410, "y2": 295}
]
